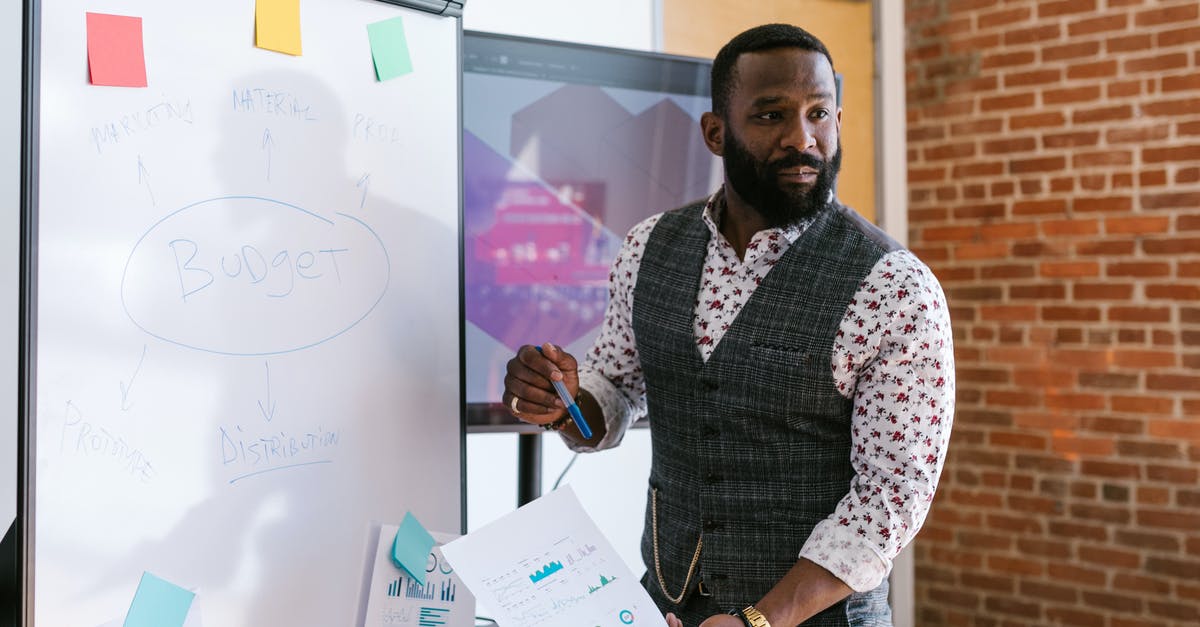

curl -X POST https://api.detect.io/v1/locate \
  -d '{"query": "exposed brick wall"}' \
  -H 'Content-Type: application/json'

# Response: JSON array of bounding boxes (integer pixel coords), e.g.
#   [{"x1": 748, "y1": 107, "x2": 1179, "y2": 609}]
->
[{"x1": 905, "y1": 0, "x2": 1200, "y2": 625}]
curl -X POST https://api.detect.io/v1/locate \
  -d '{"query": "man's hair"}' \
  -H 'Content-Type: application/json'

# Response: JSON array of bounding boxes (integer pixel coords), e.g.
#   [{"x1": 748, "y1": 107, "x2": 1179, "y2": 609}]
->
[{"x1": 710, "y1": 23, "x2": 835, "y2": 117}]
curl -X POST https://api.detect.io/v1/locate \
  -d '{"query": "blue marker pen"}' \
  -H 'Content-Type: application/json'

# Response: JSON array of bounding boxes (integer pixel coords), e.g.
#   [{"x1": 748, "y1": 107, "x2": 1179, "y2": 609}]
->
[{"x1": 536, "y1": 345, "x2": 593, "y2": 439}]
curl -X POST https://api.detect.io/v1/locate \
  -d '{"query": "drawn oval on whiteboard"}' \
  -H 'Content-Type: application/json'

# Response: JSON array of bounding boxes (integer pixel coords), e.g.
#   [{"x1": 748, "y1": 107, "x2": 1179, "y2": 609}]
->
[{"x1": 121, "y1": 196, "x2": 390, "y2": 356}]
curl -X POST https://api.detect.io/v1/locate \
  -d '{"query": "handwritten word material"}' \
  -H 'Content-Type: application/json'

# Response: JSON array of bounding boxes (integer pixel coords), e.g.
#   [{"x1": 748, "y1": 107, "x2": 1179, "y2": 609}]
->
[{"x1": 233, "y1": 88, "x2": 318, "y2": 121}]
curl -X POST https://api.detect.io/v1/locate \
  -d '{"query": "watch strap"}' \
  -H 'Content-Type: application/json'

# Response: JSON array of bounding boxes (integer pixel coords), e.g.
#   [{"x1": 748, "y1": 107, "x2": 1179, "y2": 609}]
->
[{"x1": 740, "y1": 605, "x2": 771, "y2": 627}]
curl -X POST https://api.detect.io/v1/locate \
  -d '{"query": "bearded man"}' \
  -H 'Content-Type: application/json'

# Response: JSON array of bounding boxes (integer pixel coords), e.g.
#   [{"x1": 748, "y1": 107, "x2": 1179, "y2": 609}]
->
[{"x1": 503, "y1": 23, "x2": 955, "y2": 627}]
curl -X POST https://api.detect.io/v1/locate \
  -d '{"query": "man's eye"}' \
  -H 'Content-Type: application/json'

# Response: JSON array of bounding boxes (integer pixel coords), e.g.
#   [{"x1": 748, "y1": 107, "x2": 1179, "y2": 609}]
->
[
  {"x1": 810, "y1": 109, "x2": 829, "y2": 120},
  {"x1": 756, "y1": 111, "x2": 782, "y2": 120}
]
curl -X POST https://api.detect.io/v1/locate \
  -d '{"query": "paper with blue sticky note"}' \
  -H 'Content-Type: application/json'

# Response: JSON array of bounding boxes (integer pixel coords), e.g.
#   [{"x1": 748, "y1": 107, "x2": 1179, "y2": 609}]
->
[
  {"x1": 361, "y1": 525, "x2": 474, "y2": 627},
  {"x1": 122, "y1": 572, "x2": 195, "y2": 627},
  {"x1": 392, "y1": 511, "x2": 436, "y2": 585}
]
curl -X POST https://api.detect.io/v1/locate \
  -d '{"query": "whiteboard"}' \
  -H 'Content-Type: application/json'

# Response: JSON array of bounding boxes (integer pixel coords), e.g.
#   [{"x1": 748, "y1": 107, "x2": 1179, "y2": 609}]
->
[
  {"x1": 2, "y1": 0, "x2": 21, "y2": 534},
  {"x1": 31, "y1": 1, "x2": 462, "y2": 625}
]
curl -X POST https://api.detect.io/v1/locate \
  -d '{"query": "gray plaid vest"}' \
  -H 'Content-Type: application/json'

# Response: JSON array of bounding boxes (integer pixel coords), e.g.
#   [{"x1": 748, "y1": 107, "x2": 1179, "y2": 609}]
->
[{"x1": 633, "y1": 200, "x2": 899, "y2": 625}]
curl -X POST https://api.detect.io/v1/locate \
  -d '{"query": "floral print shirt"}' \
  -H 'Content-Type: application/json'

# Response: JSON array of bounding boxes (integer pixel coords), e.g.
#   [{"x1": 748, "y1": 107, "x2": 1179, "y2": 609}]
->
[{"x1": 571, "y1": 191, "x2": 956, "y2": 592}]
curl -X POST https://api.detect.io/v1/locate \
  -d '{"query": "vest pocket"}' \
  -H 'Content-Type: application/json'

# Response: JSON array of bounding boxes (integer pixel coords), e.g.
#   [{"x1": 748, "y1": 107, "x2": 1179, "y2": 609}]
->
[{"x1": 744, "y1": 345, "x2": 850, "y2": 429}]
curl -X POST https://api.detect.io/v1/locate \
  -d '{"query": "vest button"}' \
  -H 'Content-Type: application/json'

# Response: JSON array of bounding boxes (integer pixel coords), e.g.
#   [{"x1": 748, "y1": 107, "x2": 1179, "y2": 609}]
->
[
  {"x1": 702, "y1": 427, "x2": 719, "y2": 438},
  {"x1": 702, "y1": 518, "x2": 723, "y2": 531},
  {"x1": 704, "y1": 473, "x2": 722, "y2": 484}
]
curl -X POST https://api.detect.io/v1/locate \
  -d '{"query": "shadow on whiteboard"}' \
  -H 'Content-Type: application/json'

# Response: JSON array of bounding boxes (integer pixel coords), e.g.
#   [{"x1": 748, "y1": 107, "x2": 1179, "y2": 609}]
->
[{"x1": 49, "y1": 64, "x2": 458, "y2": 626}]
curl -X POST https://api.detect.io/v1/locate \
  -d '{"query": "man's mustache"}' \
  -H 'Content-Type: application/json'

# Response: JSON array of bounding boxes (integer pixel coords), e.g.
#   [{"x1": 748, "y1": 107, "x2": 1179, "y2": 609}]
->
[{"x1": 766, "y1": 149, "x2": 826, "y2": 174}]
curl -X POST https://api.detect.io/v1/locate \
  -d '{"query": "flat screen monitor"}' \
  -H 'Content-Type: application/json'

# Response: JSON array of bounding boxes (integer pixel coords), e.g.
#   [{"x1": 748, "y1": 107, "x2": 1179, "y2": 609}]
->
[{"x1": 463, "y1": 32, "x2": 721, "y2": 430}]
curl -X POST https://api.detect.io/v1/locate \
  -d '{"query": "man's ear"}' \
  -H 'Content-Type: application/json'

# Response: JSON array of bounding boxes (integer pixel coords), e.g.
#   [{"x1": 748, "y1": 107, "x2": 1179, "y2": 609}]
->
[{"x1": 700, "y1": 111, "x2": 724, "y2": 157}]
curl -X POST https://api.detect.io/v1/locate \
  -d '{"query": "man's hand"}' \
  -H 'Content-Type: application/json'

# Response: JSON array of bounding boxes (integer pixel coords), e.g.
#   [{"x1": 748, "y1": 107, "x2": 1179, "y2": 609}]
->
[
  {"x1": 503, "y1": 342, "x2": 579, "y2": 429},
  {"x1": 664, "y1": 612, "x2": 745, "y2": 627}
]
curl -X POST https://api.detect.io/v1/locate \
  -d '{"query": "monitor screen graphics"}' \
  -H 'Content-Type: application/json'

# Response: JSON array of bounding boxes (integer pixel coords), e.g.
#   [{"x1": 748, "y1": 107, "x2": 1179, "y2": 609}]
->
[{"x1": 463, "y1": 32, "x2": 721, "y2": 426}]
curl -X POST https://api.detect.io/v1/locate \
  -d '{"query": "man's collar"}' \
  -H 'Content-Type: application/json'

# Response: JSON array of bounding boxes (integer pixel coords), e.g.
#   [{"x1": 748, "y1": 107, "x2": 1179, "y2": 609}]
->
[{"x1": 701, "y1": 186, "x2": 815, "y2": 245}]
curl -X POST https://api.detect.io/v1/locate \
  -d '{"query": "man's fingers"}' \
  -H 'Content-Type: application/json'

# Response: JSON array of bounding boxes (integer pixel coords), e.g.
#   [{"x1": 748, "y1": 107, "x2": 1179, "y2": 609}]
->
[
  {"x1": 505, "y1": 354, "x2": 550, "y2": 390},
  {"x1": 512, "y1": 343, "x2": 573, "y2": 392},
  {"x1": 503, "y1": 376, "x2": 559, "y2": 415},
  {"x1": 505, "y1": 351, "x2": 563, "y2": 407},
  {"x1": 510, "y1": 344, "x2": 560, "y2": 384},
  {"x1": 540, "y1": 342, "x2": 578, "y2": 376},
  {"x1": 503, "y1": 344, "x2": 578, "y2": 422}
]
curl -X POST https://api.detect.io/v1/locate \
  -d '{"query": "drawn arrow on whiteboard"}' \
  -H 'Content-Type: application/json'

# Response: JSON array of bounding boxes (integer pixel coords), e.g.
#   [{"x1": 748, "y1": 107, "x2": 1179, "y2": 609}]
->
[
  {"x1": 119, "y1": 344, "x2": 148, "y2": 411},
  {"x1": 137, "y1": 156, "x2": 155, "y2": 206},
  {"x1": 262, "y1": 128, "x2": 276, "y2": 181},
  {"x1": 356, "y1": 173, "x2": 371, "y2": 209},
  {"x1": 257, "y1": 361, "x2": 276, "y2": 422}
]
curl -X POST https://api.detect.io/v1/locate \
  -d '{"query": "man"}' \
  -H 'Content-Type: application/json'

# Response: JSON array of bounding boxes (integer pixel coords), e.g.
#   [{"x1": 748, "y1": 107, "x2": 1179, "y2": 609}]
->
[{"x1": 504, "y1": 24, "x2": 954, "y2": 627}]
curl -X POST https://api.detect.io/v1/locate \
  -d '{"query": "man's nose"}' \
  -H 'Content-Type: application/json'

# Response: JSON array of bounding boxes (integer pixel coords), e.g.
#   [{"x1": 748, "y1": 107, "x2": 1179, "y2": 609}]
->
[{"x1": 780, "y1": 117, "x2": 817, "y2": 152}]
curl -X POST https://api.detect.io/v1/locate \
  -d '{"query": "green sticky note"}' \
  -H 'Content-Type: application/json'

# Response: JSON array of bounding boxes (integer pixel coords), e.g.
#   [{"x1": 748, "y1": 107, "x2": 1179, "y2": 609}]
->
[
  {"x1": 123, "y1": 572, "x2": 194, "y2": 627},
  {"x1": 367, "y1": 16, "x2": 413, "y2": 81},
  {"x1": 392, "y1": 511, "x2": 435, "y2": 585}
]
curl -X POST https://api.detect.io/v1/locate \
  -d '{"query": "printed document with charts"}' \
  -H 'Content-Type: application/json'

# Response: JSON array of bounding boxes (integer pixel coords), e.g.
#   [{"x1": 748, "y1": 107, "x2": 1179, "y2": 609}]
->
[{"x1": 442, "y1": 486, "x2": 666, "y2": 627}]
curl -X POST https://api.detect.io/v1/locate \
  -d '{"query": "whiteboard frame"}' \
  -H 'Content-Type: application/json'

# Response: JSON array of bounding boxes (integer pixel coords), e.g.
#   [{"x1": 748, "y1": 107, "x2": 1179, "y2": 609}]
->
[
  {"x1": 18, "y1": 0, "x2": 39, "y2": 622},
  {"x1": 16, "y1": 0, "x2": 469, "y2": 624}
]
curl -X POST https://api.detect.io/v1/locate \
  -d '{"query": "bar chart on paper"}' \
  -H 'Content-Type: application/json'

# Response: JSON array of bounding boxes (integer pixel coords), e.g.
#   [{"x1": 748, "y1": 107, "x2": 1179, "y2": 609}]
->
[
  {"x1": 364, "y1": 530, "x2": 474, "y2": 627},
  {"x1": 441, "y1": 487, "x2": 665, "y2": 627},
  {"x1": 386, "y1": 576, "x2": 459, "y2": 602}
]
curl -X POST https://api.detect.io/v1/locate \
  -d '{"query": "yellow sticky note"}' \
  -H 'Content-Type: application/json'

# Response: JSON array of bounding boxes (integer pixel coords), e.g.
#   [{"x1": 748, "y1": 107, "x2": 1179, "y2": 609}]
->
[{"x1": 256, "y1": 0, "x2": 302, "y2": 56}]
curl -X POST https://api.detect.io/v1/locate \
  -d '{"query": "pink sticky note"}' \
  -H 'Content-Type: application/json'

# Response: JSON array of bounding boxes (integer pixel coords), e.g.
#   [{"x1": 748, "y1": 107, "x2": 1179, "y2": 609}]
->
[{"x1": 86, "y1": 12, "x2": 147, "y2": 87}]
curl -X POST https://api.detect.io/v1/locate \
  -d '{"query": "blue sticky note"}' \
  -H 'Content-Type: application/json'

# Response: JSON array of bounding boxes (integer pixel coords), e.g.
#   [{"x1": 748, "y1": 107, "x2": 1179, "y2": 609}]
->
[
  {"x1": 123, "y1": 572, "x2": 194, "y2": 627},
  {"x1": 392, "y1": 511, "x2": 435, "y2": 586}
]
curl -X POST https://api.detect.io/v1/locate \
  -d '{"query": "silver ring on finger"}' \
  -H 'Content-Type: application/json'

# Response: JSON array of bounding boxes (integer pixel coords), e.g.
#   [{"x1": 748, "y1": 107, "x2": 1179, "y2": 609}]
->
[{"x1": 510, "y1": 395, "x2": 521, "y2": 415}]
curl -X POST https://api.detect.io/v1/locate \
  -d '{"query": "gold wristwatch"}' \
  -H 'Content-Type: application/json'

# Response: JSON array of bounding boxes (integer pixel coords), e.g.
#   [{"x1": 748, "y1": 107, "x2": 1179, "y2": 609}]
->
[{"x1": 739, "y1": 605, "x2": 771, "y2": 627}]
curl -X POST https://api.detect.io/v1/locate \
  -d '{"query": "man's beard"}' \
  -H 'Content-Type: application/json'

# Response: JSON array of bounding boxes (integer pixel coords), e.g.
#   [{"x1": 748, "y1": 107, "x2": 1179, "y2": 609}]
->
[{"x1": 723, "y1": 129, "x2": 842, "y2": 228}]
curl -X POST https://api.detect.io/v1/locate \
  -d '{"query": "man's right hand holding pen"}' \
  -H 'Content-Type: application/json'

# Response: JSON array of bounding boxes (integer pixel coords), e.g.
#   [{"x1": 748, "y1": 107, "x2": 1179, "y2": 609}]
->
[{"x1": 504, "y1": 342, "x2": 606, "y2": 446}]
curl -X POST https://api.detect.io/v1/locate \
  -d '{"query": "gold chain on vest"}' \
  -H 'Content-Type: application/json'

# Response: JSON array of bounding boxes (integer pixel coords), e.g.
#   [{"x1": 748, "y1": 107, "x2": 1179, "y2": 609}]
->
[{"x1": 651, "y1": 487, "x2": 704, "y2": 604}]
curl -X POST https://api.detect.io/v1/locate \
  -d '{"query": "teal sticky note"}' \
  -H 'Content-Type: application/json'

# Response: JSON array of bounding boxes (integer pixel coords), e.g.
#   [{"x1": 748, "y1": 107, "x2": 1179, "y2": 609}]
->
[
  {"x1": 392, "y1": 511, "x2": 435, "y2": 585},
  {"x1": 123, "y1": 572, "x2": 194, "y2": 627},
  {"x1": 366, "y1": 16, "x2": 413, "y2": 81}
]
